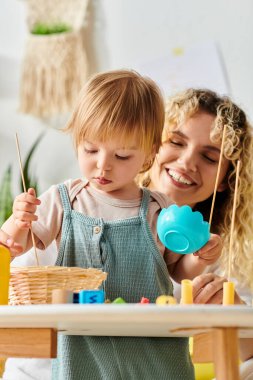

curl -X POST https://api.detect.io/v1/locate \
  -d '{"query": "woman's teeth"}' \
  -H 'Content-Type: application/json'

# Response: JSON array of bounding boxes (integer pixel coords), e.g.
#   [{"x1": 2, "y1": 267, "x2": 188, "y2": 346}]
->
[{"x1": 168, "y1": 169, "x2": 193, "y2": 185}]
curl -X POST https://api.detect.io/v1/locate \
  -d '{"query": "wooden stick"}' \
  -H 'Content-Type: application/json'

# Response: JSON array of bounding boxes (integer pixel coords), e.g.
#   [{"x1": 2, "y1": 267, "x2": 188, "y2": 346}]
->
[
  {"x1": 228, "y1": 160, "x2": 240, "y2": 281},
  {"x1": 209, "y1": 125, "x2": 227, "y2": 227},
  {"x1": 15, "y1": 133, "x2": 40, "y2": 266}
]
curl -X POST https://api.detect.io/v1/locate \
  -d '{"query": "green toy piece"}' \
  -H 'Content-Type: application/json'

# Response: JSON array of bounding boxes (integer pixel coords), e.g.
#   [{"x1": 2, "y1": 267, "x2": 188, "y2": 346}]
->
[{"x1": 112, "y1": 297, "x2": 126, "y2": 304}]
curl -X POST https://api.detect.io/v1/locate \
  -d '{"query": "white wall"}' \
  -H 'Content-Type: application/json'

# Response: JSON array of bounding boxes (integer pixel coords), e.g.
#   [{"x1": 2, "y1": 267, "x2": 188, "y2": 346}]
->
[
  {"x1": 0, "y1": 0, "x2": 253, "y2": 195},
  {"x1": 100, "y1": 0, "x2": 253, "y2": 115}
]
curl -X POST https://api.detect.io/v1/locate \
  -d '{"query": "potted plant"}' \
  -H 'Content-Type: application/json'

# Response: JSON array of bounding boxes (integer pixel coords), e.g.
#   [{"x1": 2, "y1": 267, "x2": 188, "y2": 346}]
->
[{"x1": 0, "y1": 134, "x2": 43, "y2": 225}]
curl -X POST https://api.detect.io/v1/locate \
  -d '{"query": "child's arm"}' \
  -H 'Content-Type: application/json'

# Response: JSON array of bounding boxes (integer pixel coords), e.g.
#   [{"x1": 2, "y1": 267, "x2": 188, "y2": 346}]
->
[
  {"x1": 167, "y1": 234, "x2": 222, "y2": 282},
  {"x1": 1, "y1": 188, "x2": 41, "y2": 255}
]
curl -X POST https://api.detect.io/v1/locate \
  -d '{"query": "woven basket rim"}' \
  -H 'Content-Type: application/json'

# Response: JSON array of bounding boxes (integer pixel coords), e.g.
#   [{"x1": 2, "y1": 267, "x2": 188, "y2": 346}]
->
[{"x1": 10, "y1": 266, "x2": 106, "y2": 272}]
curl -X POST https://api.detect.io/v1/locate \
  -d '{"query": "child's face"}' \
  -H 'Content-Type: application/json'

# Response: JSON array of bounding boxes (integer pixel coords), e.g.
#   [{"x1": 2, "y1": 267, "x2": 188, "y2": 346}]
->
[
  {"x1": 149, "y1": 112, "x2": 230, "y2": 207},
  {"x1": 77, "y1": 137, "x2": 147, "y2": 199}
]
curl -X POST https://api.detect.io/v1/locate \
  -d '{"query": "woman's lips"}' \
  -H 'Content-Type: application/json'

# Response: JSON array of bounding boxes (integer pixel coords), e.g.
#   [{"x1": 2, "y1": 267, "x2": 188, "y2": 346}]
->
[{"x1": 166, "y1": 169, "x2": 196, "y2": 189}]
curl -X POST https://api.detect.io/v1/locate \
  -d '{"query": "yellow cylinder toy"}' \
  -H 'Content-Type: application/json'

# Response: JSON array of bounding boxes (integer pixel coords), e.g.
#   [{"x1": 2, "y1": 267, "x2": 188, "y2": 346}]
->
[
  {"x1": 223, "y1": 281, "x2": 235, "y2": 305},
  {"x1": 0, "y1": 245, "x2": 11, "y2": 305},
  {"x1": 180, "y1": 279, "x2": 193, "y2": 304}
]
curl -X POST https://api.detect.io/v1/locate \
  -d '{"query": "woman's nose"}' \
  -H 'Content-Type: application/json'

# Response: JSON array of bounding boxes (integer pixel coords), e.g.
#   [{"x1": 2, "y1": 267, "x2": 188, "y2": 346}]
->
[{"x1": 177, "y1": 150, "x2": 197, "y2": 172}]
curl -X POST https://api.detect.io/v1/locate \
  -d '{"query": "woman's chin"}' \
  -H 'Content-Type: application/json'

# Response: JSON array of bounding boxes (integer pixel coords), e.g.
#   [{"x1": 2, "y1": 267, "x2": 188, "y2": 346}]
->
[{"x1": 162, "y1": 186, "x2": 188, "y2": 205}]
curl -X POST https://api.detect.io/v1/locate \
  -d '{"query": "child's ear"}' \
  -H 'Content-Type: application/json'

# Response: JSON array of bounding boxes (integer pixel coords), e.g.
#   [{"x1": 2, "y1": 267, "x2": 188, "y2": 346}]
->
[{"x1": 217, "y1": 180, "x2": 228, "y2": 192}]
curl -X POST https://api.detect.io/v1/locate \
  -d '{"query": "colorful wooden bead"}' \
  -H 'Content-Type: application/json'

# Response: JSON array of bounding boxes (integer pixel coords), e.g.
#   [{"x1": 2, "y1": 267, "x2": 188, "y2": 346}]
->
[
  {"x1": 51, "y1": 289, "x2": 73, "y2": 304},
  {"x1": 73, "y1": 292, "x2": 80, "y2": 304},
  {"x1": 156, "y1": 295, "x2": 177, "y2": 305},
  {"x1": 139, "y1": 297, "x2": 150, "y2": 304},
  {"x1": 112, "y1": 297, "x2": 126, "y2": 304},
  {"x1": 79, "y1": 290, "x2": 105, "y2": 304}
]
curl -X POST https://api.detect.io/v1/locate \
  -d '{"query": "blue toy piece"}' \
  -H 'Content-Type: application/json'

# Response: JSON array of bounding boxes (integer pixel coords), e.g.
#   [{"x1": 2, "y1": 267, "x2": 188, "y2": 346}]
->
[
  {"x1": 157, "y1": 205, "x2": 210, "y2": 254},
  {"x1": 73, "y1": 292, "x2": 80, "y2": 304},
  {"x1": 79, "y1": 289, "x2": 105, "y2": 304}
]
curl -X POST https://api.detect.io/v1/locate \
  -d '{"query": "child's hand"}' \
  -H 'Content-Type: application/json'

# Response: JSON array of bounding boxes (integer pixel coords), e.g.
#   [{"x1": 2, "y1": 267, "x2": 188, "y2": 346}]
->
[
  {"x1": 193, "y1": 233, "x2": 222, "y2": 265},
  {"x1": 13, "y1": 188, "x2": 41, "y2": 230}
]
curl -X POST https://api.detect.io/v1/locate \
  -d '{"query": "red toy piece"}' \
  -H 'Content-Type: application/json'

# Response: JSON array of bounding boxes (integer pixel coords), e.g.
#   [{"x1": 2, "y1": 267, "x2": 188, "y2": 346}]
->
[{"x1": 139, "y1": 297, "x2": 150, "y2": 304}]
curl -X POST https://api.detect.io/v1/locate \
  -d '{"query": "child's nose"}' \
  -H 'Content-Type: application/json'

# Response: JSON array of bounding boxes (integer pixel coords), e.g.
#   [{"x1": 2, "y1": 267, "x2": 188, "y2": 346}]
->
[{"x1": 96, "y1": 154, "x2": 112, "y2": 171}]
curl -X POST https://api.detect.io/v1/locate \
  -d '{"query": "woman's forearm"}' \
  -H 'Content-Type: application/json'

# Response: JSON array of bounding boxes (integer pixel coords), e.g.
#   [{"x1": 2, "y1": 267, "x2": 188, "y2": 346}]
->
[
  {"x1": 1, "y1": 215, "x2": 32, "y2": 252},
  {"x1": 169, "y1": 254, "x2": 207, "y2": 282}
]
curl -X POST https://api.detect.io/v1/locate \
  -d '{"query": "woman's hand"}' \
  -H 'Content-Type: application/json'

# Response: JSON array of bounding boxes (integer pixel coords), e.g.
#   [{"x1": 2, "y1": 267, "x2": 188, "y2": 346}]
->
[
  {"x1": 193, "y1": 233, "x2": 222, "y2": 265},
  {"x1": 0, "y1": 229, "x2": 23, "y2": 256},
  {"x1": 167, "y1": 234, "x2": 223, "y2": 281},
  {"x1": 12, "y1": 188, "x2": 41, "y2": 230},
  {"x1": 192, "y1": 272, "x2": 242, "y2": 304}
]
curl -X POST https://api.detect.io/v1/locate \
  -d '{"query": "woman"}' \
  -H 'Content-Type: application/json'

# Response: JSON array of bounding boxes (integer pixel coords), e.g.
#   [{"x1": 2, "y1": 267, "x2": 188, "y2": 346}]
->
[
  {"x1": 140, "y1": 88, "x2": 253, "y2": 292},
  {"x1": 139, "y1": 88, "x2": 253, "y2": 376}
]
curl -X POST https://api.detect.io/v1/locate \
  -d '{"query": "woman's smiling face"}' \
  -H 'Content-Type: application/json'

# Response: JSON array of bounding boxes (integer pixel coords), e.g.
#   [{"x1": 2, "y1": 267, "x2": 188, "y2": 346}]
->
[{"x1": 149, "y1": 112, "x2": 230, "y2": 207}]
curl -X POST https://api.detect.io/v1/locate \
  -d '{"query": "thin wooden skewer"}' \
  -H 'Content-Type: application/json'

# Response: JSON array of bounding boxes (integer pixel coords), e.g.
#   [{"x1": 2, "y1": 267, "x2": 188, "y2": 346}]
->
[
  {"x1": 228, "y1": 160, "x2": 240, "y2": 281},
  {"x1": 15, "y1": 133, "x2": 40, "y2": 266},
  {"x1": 209, "y1": 125, "x2": 227, "y2": 228}
]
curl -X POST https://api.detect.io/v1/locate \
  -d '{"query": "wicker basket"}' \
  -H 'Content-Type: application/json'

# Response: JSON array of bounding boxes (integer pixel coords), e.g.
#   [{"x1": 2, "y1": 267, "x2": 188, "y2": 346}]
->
[{"x1": 9, "y1": 266, "x2": 107, "y2": 305}]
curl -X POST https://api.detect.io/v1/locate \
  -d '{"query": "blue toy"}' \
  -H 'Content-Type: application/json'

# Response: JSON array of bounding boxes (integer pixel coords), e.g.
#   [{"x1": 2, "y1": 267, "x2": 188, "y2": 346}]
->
[
  {"x1": 157, "y1": 205, "x2": 210, "y2": 254},
  {"x1": 73, "y1": 292, "x2": 80, "y2": 304},
  {"x1": 79, "y1": 289, "x2": 105, "y2": 304}
]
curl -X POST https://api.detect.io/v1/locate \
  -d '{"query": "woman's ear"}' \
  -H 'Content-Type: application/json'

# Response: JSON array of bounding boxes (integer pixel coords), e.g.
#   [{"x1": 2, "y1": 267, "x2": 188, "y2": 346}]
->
[
  {"x1": 217, "y1": 163, "x2": 230, "y2": 192},
  {"x1": 141, "y1": 149, "x2": 156, "y2": 173},
  {"x1": 217, "y1": 180, "x2": 228, "y2": 192}
]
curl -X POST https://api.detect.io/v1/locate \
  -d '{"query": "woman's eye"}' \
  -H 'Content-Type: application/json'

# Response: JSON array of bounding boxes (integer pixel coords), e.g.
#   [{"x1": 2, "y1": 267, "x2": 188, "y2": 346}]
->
[
  {"x1": 115, "y1": 155, "x2": 130, "y2": 160},
  {"x1": 203, "y1": 155, "x2": 217, "y2": 164}
]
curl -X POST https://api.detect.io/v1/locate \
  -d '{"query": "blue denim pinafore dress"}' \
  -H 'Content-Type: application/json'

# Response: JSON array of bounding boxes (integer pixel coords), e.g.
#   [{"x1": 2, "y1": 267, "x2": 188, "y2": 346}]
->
[{"x1": 52, "y1": 184, "x2": 194, "y2": 380}]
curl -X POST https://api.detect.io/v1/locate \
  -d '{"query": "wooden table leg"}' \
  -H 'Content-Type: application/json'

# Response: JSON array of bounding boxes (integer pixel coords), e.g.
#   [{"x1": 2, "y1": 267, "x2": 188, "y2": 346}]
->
[
  {"x1": 212, "y1": 328, "x2": 240, "y2": 380},
  {"x1": 0, "y1": 328, "x2": 57, "y2": 358}
]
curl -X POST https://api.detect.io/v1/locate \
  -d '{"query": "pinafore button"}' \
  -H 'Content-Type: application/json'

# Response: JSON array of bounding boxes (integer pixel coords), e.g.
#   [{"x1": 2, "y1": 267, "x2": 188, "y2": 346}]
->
[{"x1": 93, "y1": 226, "x2": 101, "y2": 234}]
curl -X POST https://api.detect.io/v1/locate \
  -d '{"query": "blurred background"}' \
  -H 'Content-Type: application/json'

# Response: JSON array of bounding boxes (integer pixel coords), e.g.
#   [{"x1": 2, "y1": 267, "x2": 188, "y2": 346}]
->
[{"x1": 0, "y1": 0, "x2": 253, "y2": 198}]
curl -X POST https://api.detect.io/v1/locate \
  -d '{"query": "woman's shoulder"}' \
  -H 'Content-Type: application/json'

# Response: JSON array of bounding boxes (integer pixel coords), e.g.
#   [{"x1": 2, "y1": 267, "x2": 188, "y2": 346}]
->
[{"x1": 147, "y1": 188, "x2": 173, "y2": 209}]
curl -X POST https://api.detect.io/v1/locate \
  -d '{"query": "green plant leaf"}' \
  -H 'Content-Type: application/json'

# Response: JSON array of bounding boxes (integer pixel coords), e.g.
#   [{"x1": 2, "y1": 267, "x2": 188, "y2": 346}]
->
[
  {"x1": 0, "y1": 166, "x2": 13, "y2": 225},
  {"x1": 31, "y1": 23, "x2": 72, "y2": 35},
  {"x1": 21, "y1": 133, "x2": 44, "y2": 195}
]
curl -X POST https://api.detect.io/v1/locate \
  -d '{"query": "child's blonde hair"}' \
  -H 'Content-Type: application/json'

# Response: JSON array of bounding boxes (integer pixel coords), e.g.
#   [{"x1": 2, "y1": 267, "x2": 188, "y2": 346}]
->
[
  {"x1": 141, "y1": 88, "x2": 253, "y2": 290},
  {"x1": 65, "y1": 69, "x2": 165, "y2": 172}
]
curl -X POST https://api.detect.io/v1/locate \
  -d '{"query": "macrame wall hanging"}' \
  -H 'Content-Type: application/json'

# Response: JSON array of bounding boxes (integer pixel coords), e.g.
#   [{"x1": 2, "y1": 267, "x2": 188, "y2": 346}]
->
[{"x1": 19, "y1": 0, "x2": 89, "y2": 118}]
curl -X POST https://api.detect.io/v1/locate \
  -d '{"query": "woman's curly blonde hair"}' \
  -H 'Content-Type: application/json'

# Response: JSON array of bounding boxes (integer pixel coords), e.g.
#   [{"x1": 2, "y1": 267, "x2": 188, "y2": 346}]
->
[{"x1": 139, "y1": 88, "x2": 253, "y2": 291}]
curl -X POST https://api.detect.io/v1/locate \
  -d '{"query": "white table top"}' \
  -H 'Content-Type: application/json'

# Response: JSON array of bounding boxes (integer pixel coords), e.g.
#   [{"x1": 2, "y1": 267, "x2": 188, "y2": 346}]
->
[{"x1": 0, "y1": 304, "x2": 253, "y2": 337}]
